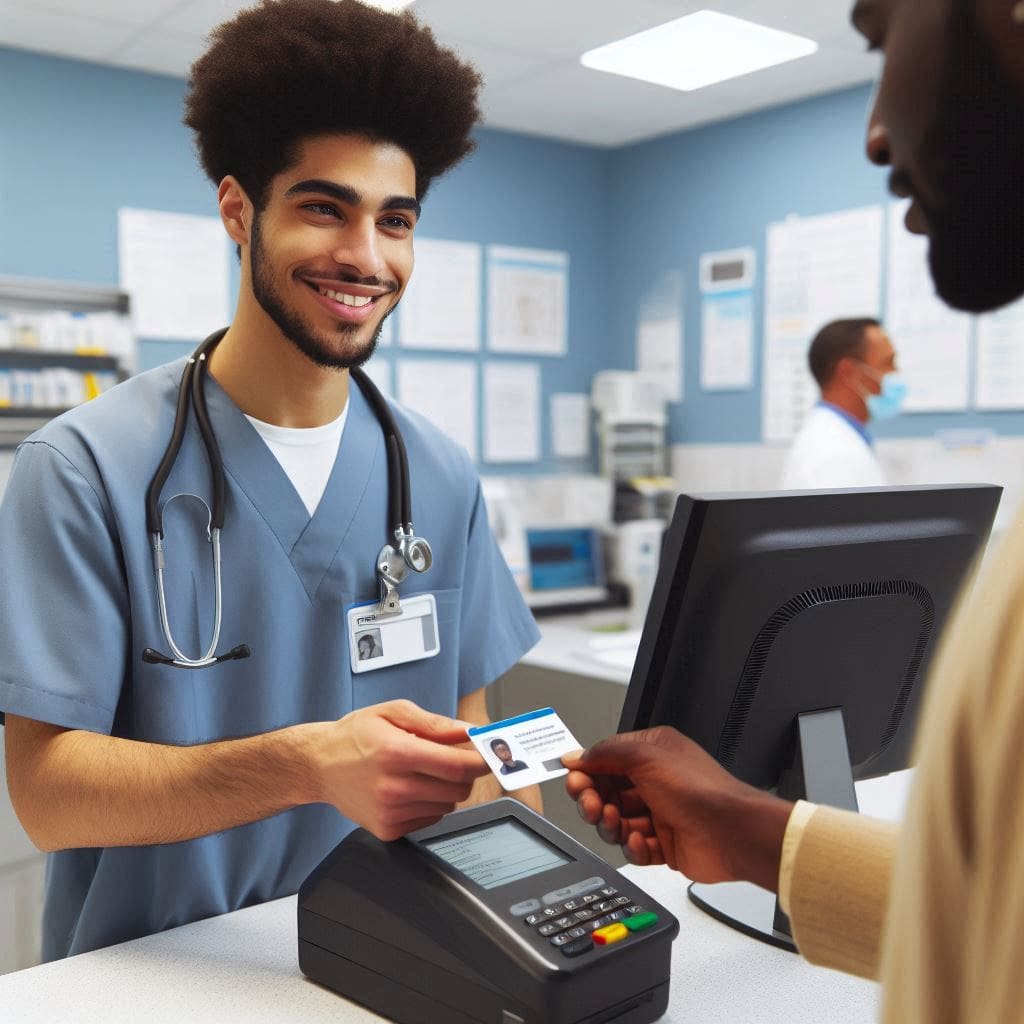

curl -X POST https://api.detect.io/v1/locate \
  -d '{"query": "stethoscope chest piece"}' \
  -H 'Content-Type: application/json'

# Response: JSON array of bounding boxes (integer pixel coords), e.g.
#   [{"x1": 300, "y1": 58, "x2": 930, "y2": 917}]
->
[{"x1": 376, "y1": 528, "x2": 433, "y2": 616}]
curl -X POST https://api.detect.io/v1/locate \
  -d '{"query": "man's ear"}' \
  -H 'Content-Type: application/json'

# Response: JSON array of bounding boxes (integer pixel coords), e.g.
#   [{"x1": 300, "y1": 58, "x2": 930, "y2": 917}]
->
[
  {"x1": 218, "y1": 176, "x2": 251, "y2": 248},
  {"x1": 835, "y1": 355, "x2": 860, "y2": 385}
]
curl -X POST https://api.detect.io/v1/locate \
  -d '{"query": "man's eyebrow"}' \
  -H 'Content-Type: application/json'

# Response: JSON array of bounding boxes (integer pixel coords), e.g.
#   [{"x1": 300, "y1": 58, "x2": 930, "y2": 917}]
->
[
  {"x1": 285, "y1": 179, "x2": 420, "y2": 219},
  {"x1": 382, "y1": 195, "x2": 422, "y2": 220},
  {"x1": 285, "y1": 179, "x2": 360, "y2": 204}
]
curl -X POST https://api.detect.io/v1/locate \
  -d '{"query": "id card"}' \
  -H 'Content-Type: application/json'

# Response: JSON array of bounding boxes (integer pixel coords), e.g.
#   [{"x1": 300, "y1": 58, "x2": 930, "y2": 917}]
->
[
  {"x1": 467, "y1": 708, "x2": 583, "y2": 792},
  {"x1": 347, "y1": 593, "x2": 440, "y2": 674}
]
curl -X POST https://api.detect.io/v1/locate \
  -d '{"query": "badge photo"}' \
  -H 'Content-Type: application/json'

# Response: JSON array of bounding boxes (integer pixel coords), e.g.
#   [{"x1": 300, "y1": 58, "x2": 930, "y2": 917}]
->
[{"x1": 347, "y1": 593, "x2": 441, "y2": 674}]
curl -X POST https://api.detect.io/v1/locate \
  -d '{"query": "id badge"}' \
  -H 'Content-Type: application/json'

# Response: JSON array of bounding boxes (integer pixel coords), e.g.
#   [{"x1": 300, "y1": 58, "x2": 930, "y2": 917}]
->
[{"x1": 347, "y1": 593, "x2": 441, "y2": 674}]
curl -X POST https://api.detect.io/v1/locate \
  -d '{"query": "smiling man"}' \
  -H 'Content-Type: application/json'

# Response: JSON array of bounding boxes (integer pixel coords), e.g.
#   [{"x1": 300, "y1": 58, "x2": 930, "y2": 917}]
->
[
  {"x1": 565, "y1": 3, "x2": 1024, "y2": 1022},
  {"x1": 0, "y1": 0, "x2": 540, "y2": 961}
]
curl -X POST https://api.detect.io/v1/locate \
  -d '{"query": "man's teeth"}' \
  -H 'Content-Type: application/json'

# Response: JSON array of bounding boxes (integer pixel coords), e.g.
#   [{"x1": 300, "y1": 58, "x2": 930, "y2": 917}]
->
[{"x1": 318, "y1": 287, "x2": 373, "y2": 307}]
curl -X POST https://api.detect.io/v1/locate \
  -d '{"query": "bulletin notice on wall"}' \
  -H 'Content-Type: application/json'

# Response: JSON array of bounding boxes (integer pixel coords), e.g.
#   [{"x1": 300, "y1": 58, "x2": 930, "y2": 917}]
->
[
  {"x1": 976, "y1": 297, "x2": 1024, "y2": 410},
  {"x1": 701, "y1": 290, "x2": 754, "y2": 391},
  {"x1": 397, "y1": 359, "x2": 477, "y2": 460},
  {"x1": 487, "y1": 246, "x2": 567, "y2": 355},
  {"x1": 886, "y1": 201, "x2": 971, "y2": 412},
  {"x1": 636, "y1": 317, "x2": 683, "y2": 402},
  {"x1": 762, "y1": 206, "x2": 883, "y2": 442},
  {"x1": 398, "y1": 238, "x2": 481, "y2": 351},
  {"x1": 483, "y1": 362, "x2": 540, "y2": 463},
  {"x1": 118, "y1": 208, "x2": 229, "y2": 341}
]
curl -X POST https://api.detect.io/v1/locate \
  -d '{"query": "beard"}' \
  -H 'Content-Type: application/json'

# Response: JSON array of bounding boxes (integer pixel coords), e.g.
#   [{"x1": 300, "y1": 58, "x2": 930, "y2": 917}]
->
[
  {"x1": 918, "y1": 4, "x2": 1024, "y2": 313},
  {"x1": 248, "y1": 214, "x2": 392, "y2": 370}
]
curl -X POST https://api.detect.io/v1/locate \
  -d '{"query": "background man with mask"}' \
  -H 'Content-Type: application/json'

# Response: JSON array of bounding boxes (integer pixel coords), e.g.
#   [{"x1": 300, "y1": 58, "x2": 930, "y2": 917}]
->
[
  {"x1": 780, "y1": 317, "x2": 904, "y2": 489},
  {"x1": 565, "y1": 1, "x2": 1024, "y2": 1021}
]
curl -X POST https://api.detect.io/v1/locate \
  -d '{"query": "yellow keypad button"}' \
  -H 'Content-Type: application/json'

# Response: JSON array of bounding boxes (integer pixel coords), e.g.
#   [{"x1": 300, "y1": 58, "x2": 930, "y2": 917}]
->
[{"x1": 592, "y1": 923, "x2": 629, "y2": 946}]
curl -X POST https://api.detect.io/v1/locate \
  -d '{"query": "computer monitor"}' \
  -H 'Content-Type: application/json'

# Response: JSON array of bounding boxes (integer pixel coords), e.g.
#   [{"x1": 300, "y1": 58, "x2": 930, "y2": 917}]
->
[
  {"x1": 524, "y1": 526, "x2": 608, "y2": 610},
  {"x1": 618, "y1": 484, "x2": 1001, "y2": 950}
]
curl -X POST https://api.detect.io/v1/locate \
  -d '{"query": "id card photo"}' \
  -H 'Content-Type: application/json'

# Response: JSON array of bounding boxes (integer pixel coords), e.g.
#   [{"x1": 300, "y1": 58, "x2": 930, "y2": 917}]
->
[
  {"x1": 467, "y1": 708, "x2": 584, "y2": 792},
  {"x1": 347, "y1": 593, "x2": 440, "y2": 674}
]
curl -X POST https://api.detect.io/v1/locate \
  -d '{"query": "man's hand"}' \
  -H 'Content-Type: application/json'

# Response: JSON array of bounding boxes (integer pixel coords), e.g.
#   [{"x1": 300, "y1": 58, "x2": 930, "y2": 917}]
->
[
  {"x1": 307, "y1": 699, "x2": 491, "y2": 841},
  {"x1": 562, "y1": 726, "x2": 793, "y2": 891}
]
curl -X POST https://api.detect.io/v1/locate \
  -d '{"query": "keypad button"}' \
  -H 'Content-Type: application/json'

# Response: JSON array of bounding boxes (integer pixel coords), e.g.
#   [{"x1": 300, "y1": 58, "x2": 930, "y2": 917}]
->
[
  {"x1": 542, "y1": 887, "x2": 574, "y2": 905},
  {"x1": 549, "y1": 933, "x2": 573, "y2": 947},
  {"x1": 600, "y1": 887, "x2": 618, "y2": 897},
  {"x1": 561, "y1": 937, "x2": 595, "y2": 958},
  {"x1": 555, "y1": 916, "x2": 574, "y2": 930},
  {"x1": 626, "y1": 905, "x2": 643, "y2": 916},
  {"x1": 524, "y1": 913, "x2": 545, "y2": 927},
  {"x1": 595, "y1": 900, "x2": 618, "y2": 913},
  {"x1": 615, "y1": 895, "x2": 632, "y2": 906},
  {"x1": 593, "y1": 923, "x2": 629, "y2": 946},
  {"x1": 510, "y1": 899, "x2": 542, "y2": 917},
  {"x1": 538, "y1": 922, "x2": 561, "y2": 937},
  {"x1": 573, "y1": 910, "x2": 593, "y2": 922},
  {"x1": 580, "y1": 893, "x2": 600, "y2": 905},
  {"x1": 570, "y1": 876, "x2": 606, "y2": 897},
  {"x1": 561, "y1": 899, "x2": 580, "y2": 911},
  {"x1": 624, "y1": 912, "x2": 659, "y2": 933},
  {"x1": 567, "y1": 927, "x2": 587, "y2": 939}
]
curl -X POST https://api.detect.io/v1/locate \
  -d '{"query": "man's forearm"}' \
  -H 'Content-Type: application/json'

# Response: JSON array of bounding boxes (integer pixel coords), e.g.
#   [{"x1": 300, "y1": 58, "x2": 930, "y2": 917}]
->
[{"x1": 8, "y1": 719, "x2": 319, "y2": 851}]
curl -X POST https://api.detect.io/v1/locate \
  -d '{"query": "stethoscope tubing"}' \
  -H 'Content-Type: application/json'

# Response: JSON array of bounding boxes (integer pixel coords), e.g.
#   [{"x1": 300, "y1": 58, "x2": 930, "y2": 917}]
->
[{"x1": 143, "y1": 328, "x2": 427, "y2": 669}]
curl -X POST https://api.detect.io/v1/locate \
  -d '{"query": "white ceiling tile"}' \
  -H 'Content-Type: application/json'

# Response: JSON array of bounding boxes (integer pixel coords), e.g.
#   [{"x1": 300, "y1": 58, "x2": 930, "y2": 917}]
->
[
  {"x1": 107, "y1": 28, "x2": 206, "y2": 78},
  {"x1": 158, "y1": 0, "x2": 254, "y2": 38},
  {"x1": 416, "y1": 0, "x2": 691, "y2": 60},
  {"x1": 0, "y1": 2, "x2": 139, "y2": 62},
  {"x1": 6, "y1": 0, "x2": 183, "y2": 28},
  {"x1": 434, "y1": 36, "x2": 558, "y2": 90},
  {"x1": 0, "y1": 0, "x2": 890, "y2": 148}
]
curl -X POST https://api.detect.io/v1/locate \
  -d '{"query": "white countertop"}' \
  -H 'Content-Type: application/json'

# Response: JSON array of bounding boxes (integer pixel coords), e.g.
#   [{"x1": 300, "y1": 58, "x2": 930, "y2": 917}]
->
[
  {"x1": 0, "y1": 871, "x2": 878, "y2": 1024},
  {"x1": 520, "y1": 622, "x2": 641, "y2": 685},
  {"x1": 0, "y1": 771, "x2": 912, "y2": 1024}
]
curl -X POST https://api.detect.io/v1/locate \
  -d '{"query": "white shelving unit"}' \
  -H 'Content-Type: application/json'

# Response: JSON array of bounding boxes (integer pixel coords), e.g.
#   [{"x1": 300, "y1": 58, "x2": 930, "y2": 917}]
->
[{"x1": 0, "y1": 276, "x2": 133, "y2": 449}]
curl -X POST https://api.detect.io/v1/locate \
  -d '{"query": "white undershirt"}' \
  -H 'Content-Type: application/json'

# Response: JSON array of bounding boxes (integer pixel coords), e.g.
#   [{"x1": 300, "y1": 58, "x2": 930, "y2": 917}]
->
[{"x1": 244, "y1": 403, "x2": 348, "y2": 516}]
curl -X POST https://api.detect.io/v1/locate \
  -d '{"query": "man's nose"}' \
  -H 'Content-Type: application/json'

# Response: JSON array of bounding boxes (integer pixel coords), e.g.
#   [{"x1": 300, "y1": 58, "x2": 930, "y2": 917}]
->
[
  {"x1": 865, "y1": 85, "x2": 891, "y2": 168},
  {"x1": 866, "y1": 121, "x2": 891, "y2": 167},
  {"x1": 331, "y1": 221, "x2": 383, "y2": 277}
]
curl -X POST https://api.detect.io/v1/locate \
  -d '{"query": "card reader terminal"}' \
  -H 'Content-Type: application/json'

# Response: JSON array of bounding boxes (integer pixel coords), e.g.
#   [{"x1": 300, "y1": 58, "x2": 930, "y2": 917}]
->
[{"x1": 298, "y1": 798, "x2": 679, "y2": 1024}]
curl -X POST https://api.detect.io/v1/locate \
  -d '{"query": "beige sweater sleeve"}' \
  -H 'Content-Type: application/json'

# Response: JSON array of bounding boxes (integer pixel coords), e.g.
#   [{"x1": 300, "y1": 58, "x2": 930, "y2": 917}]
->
[
  {"x1": 878, "y1": 512, "x2": 1024, "y2": 1024},
  {"x1": 779, "y1": 802, "x2": 898, "y2": 978},
  {"x1": 778, "y1": 507, "x2": 1024, "y2": 1022}
]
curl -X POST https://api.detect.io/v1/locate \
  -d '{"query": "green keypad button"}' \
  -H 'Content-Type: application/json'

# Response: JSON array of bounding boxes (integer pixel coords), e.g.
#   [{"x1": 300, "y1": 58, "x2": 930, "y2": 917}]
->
[{"x1": 624, "y1": 912, "x2": 658, "y2": 932}]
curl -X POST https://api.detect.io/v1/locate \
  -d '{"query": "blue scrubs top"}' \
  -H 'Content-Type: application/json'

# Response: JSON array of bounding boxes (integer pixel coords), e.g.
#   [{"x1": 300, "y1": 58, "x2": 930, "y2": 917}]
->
[{"x1": 0, "y1": 358, "x2": 539, "y2": 960}]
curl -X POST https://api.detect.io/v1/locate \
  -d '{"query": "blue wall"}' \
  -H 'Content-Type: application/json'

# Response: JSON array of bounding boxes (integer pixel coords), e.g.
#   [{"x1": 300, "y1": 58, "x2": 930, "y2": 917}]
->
[
  {"x1": 4, "y1": 46, "x2": 1023, "y2": 455},
  {"x1": 0, "y1": 46, "x2": 612, "y2": 473},
  {"x1": 611, "y1": 84, "x2": 1024, "y2": 443}
]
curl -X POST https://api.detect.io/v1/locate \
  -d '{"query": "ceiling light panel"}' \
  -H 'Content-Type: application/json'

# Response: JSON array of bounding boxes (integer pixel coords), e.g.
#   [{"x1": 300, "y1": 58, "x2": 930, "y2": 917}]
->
[{"x1": 580, "y1": 10, "x2": 818, "y2": 92}]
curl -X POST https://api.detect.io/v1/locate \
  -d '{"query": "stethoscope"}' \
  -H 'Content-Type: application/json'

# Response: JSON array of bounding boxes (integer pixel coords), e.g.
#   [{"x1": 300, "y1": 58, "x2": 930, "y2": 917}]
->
[{"x1": 142, "y1": 327, "x2": 432, "y2": 669}]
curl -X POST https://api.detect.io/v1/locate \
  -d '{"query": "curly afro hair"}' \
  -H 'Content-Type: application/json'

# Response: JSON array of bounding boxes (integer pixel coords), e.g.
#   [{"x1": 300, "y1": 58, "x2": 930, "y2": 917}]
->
[{"x1": 184, "y1": 0, "x2": 482, "y2": 207}]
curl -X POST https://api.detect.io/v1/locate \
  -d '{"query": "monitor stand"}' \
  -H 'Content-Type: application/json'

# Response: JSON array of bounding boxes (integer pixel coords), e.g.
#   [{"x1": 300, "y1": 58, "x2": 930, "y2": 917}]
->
[{"x1": 687, "y1": 706, "x2": 859, "y2": 953}]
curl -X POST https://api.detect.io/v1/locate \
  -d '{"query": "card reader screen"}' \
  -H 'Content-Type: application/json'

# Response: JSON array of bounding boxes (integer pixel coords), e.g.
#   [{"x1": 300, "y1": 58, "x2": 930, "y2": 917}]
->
[{"x1": 422, "y1": 818, "x2": 572, "y2": 890}]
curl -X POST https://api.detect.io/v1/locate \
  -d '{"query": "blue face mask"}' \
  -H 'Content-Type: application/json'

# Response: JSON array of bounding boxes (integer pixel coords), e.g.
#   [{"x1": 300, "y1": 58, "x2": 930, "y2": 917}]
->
[{"x1": 865, "y1": 372, "x2": 908, "y2": 421}]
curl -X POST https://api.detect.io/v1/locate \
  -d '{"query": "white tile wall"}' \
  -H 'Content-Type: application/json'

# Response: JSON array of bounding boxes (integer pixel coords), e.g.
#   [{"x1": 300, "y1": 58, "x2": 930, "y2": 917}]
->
[{"x1": 670, "y1": 437, "x2": 1024, "y2": 535}]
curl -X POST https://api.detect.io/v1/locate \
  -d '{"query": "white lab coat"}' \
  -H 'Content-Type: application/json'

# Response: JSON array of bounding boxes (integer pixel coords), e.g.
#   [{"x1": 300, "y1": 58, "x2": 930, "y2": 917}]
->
[{"x1": 779, "y1": 404, "x2": 885, "y2": 490}]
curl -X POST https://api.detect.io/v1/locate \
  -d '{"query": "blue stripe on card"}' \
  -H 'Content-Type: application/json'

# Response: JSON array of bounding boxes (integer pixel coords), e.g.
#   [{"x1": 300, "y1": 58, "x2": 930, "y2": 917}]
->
[{"x1": 467, "y1": 708, "x2": 556, "y2": 735}]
